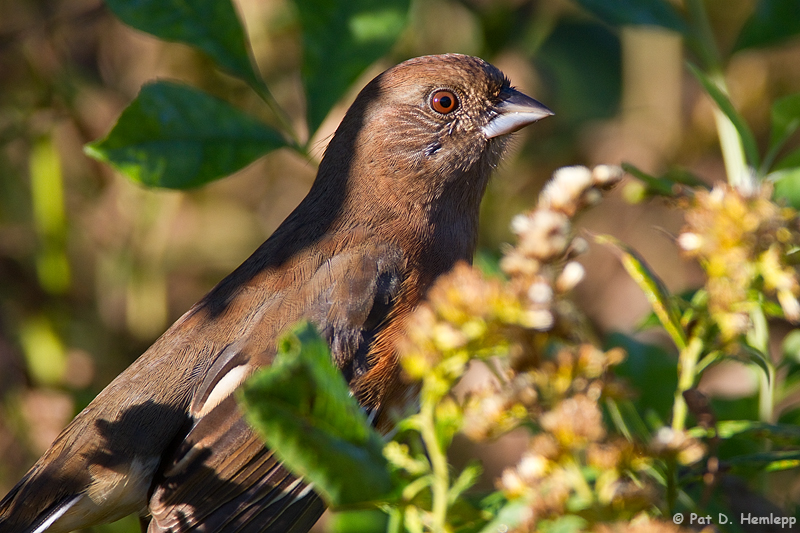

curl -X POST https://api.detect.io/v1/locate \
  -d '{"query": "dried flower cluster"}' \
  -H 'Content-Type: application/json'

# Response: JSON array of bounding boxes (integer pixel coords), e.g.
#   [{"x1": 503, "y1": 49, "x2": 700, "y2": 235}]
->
[
  {"x1": 677, "y1": 183, "x2": 800, "y2": 340},
  {"x1": 495, "y1": 345, "x2": 659, "y2": 530},
  {"x1": 393, "y1": 165, "x2": 704, "y2": 532},
  {"x1": 400, "y1": 165, "x2": 625, "y2": 397}
]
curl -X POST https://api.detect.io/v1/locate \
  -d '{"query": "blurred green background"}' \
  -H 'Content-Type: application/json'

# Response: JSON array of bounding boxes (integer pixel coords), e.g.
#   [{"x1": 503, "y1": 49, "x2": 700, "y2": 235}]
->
[{"x1": 1, "y1": 0, "x2": 800, "y2": 531}]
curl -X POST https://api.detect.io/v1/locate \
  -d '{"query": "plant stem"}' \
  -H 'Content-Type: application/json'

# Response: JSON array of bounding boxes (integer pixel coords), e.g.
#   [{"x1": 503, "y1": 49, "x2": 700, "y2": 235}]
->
[
  {"x1": 419, "y1": 395, "x2": 449, "y2": 532},
  {"x1": 672, "y1": 332, "x2": 705, "y2": 432},
  {"x1": 665, "y1": 458, "x2": 678, "y2": 514},
  {"x1": 710, "y1": 77, "x2": 751, "y2": 190},
  {"x1": 685, "y1": 0, "x2": 750, "y2": 190}
]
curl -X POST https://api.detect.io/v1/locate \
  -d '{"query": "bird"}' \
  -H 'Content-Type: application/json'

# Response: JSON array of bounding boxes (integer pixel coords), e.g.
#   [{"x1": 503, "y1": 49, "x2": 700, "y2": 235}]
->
[{"x1": 0, "y1": 53, "x2": 552, "y2": 533}]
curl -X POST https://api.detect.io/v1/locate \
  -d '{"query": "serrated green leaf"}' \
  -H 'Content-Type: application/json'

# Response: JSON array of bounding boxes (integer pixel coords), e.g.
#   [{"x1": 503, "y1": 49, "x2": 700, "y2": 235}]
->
[
  {"x1": 239, "y1": 321, "x2": 393, "y2": 506},
  {"x1": 595, "y1": 234, "x2": 687, "y2": 349},
  {"x1": 687, "y1": 63, "x2": 761, "y2": 169},
  {"x1": 85, "y1": 81, "x2": 285, "y2": 189},
  {"x1": 572, "y1": 0, "x2": 688, "y2": 34},
  {"x1": 294, "y1": 0, "x2": 411, "y2": 135},
  {"x1": 734, "y1": 0, "x2": 800, "y2": 52},
  {"x1": 104, "y1": 0, "x2": 260, "y2": 88}
]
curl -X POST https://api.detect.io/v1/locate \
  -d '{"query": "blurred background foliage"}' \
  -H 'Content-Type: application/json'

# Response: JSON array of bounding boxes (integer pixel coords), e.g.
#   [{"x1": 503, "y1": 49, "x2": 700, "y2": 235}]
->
[{"x1": 1, "y1": 0, "x2": 800, "y2": 531}]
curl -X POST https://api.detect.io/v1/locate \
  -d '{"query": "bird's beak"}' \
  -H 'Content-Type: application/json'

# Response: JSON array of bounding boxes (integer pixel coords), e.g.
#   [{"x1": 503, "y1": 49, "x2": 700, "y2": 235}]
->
[{"x1": 482, "y1": 87, "x2": 554, "y2": 139}]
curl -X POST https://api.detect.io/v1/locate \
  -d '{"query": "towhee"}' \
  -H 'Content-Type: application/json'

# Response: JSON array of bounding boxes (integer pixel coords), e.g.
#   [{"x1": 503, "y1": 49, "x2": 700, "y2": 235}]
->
[{"x1": 0, "y1": 53, "x2": 552, "y2": 533}]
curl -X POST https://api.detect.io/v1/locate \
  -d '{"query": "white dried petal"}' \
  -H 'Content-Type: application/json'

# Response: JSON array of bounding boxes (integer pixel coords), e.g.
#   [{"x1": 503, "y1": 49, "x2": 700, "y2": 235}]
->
[
  {"x1": 516, "y1": 210, "x2": 570, "y2": 260},
  {"x1": 510, "y1": 213, "x2": 534, "y2": 235},
  {"x1": 556, "y1": 261, "x2": 585, "y2": 292},
  {"x1": 539, "y1": 165, "x2": 593, "y2": 211},
  {"x1": 677, "y1": 232, "x2": 702, "y2": 251},
  {"x1": 591, "y1": 164, "x2": 624, "y2": 186},
  {"x1": 778, "y1": 290, "x2": 800, "y2": 322},
  {"x1": 528, "y1": 281, "x2": 554, "y2": 304},
  {"x1": 523, "y1": 309, "x2": 555, "y2": 330},
  {"x1": 517, "y1": 453, "x2": 548, "y2": 481}
]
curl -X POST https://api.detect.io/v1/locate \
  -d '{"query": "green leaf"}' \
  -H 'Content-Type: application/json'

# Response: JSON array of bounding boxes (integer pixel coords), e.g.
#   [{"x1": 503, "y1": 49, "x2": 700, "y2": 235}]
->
[
  {"x1": 538, "y1": 515, "x2": 589, "y2": 533},
  {"x1": 770, "y1": 165, "x2": 800, "y2": 210},
  {"x1": 769, "y1": 93, "x2": 800, "y2": 149},
  {"x1": 727, "y1": 450, "x2": 800, "y2": 472},
  {"x1": 239, "y1": 321, "x2": 393, "y2": 506},
  {"x1": 782, "y1": 329, "x2": 800, "y2": 363},
  {"x1": 594, "y1": 234, "x2": 687, "y2": 349},
  {"x1": 687, "y1": 63, "x2": 761, "y2": 169},
  {"x1": 572, "y1": 0, "x2": 688, "y2": 34},
  {"x1": 734, "y1": 0, "x2": 800, "y2": 52},
  {"x1": 104, "y1": 0, "x2": 260, "y2": 88},
  {"x1": 85, "y1": 81, "x2": 286, "y2": 189},
  {"x1": 328, "y1": 509, "x2": 388, "y2": 533},
  {"x1": 607, "y1": 333, "x2": 678, "y2": 423},
  {"x1": 448, "y1": 461, "x2": 482, "y2": 503},
  {"x1": 622, "y1": 163, "x2": 710, "y2": 199},
  {"x1": 738, "y1": 344, "x2": 772, "y2": 384},
  {"x1": 716, "y1": 420, "x2": 800, "y2": 441},
  {"x1": 478, "y1": 499, "x2": 532, "y2": 533},
  {"x1": 294, "y1": 0, "x2": 411, "y2": 135},
  {"x1": 622, "y1": 162, "x2": 677, "y2": 197},
  {"x1": 536, "y1": 20, "x2": 622, "y2": 129}
]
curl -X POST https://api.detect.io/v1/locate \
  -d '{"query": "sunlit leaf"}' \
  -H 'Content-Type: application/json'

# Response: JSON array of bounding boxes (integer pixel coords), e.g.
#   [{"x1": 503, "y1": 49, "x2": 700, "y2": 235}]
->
[
  {"x1": 734, "y1": 0, "x2": 800, "y2": 52},
  {"x1": 85, "y1": 82, "x2": 286, "y2": 189},
  {"x1": 240, "y1": 321, "x2": 393, "y2": 506},
  {"x1": 595, "y1": 234, "x2": 687, "y2": 349},
  {"x1": 572, "y1": 0, "x2": 688, "y2": 34},
  {"x1": 687, "y1": 63, "x2": 761, "y2": 169},
  {"x1": 716, "y1": 420, "x2": 800, "y2": 440},
  {"x1": 294, "y1": 0, "x2": 411, "y2": 135},
  {"x1": 104, "y1": 0, "x2": 261, "y2": 88}
]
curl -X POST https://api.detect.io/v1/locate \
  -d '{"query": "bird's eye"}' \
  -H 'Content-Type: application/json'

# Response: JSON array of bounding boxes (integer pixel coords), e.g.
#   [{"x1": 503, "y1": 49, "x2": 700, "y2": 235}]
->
[{"x1": 430, "y1": 90, "x2": 458, "y2": 114}]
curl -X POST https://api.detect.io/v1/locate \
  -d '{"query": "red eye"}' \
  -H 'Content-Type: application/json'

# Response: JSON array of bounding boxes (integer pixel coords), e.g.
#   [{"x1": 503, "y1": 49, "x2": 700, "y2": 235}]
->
[{"x1": 430, "y1": 90, "x2": 458, "y2": 114}]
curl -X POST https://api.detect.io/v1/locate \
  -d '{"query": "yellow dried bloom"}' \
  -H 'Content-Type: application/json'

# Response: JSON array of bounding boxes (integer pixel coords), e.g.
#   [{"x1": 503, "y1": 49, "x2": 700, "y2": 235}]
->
[
  {"x1": 679, "y1": 183, "x2": 800, "y2": 339},
  {"x1": 540, "y1": 394, "x2": 606, "y2": 447}
]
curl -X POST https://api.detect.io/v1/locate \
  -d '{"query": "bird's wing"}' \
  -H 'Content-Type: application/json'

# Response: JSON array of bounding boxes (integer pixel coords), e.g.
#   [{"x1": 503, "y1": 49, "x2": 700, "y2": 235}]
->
[{"x1": 146, "y1": 241, "x2": 406, "y2": 532}]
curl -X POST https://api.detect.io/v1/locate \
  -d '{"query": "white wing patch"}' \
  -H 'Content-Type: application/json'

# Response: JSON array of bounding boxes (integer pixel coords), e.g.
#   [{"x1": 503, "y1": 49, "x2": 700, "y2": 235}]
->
[{"x1": 196, "y1": 364, "x2": 253, "y2": 418}]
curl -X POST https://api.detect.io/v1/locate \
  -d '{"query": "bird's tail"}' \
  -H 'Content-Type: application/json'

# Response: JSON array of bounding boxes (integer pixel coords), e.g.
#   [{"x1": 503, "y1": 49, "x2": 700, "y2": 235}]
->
[
  {"x1": 0, "y1": 467, "x2": 83, "y2": 533},
  {"x1": 0, "y1": 480, "x2": 83, "y2": 533}
]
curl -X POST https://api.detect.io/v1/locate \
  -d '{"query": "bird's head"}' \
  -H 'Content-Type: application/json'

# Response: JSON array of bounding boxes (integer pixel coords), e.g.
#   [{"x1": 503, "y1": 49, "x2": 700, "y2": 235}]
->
[{"x1": 318, "y1": 54, "x2": 552, "y2": 202}]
